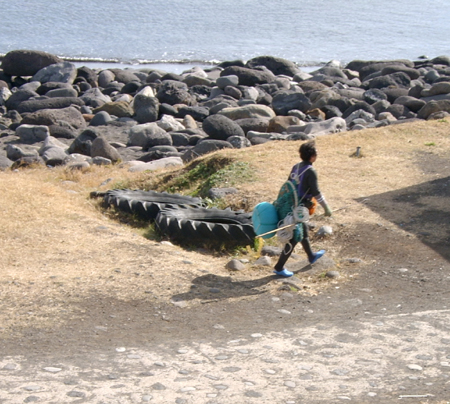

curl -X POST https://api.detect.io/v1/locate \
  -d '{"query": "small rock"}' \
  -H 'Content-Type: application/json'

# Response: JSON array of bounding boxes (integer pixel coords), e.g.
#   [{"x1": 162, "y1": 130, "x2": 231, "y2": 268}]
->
[
  {"x1": 116, "y1": 347, "x2": 126, "y2": 352},
  {"x1": 254, "y1": 256, "x2": 272, "y2": 266},
  {"x1": 3, "y1": 363, "x2": 17, "y2": 370},
  {"x1": 317, "y1": 225, "x2": 333, "y2": 237},
  {"x1": 226, "y1": 258, "x2": 245, "y2": 271},
  {"x1": 407, "y1": 364, "x2": 423, "y2": 371},
  {"x1": 264, "y1": 369, "x2": 276, "y2": 374},
  {"x1": 326, "y1": 271, "x2": 340, "y2": 279},
  {"x1": 43, "y1": 367, "x2": 62, "y2": 373},
  {"x1": 278, "y1": 309, "x2": 292, "y2": 315},
  {"x1": 284, "y1": 381, "x2": 296, "y2": 388}
]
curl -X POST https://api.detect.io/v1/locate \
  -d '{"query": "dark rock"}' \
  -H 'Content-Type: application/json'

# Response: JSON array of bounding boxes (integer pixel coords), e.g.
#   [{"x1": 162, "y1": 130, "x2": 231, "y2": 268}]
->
[
  {"x1": 77, "y1": 66, "x2": 98, "y2": 87},
  {"x1": 36, "y1": 82, "x2": 72, "y2": 95},
  {"x1": 234, "y1": 117, "x2": 270, "y2": 134},
  {"x1": 159, "y1": 103, "x2": 178, "y2": 116},
  {"x1": 417, "y1": 99, "x2": 450, "y2": 119},
  {"x1": 321, "y1": 105, "x2": 343, "y2": 119},
  {"x1": 0, "y1": 154, "x2": 13, "y2": 170},
  {"x1": 108, "y1": 69, "x2": 141, "y2": 84},
  {"x1": 246, "y1": 55, "x2": 299, "y2": 77},
  {"x1": 91, "y1": 136, "x2": 121, "y2": 162},
  {"x1": 380, "y1": 65, "x2": 420, "y2": 80},
  {"x1": 121, "y1": 81, "x2": 141, "y2": 95},
  {"x1": 20, "y1": 106, "x2": 86, "y2": 129},
  {"x1": 202, "y1": 114, "x2": 245, "y2": 140},
  {"x1": 156, "y1": 80, "x2": 197, "y2": 106},
  {"x1": 367, "y1": 72, "x2": 411, "y2": 89},
  {"x1": 48, "y1": 122, "x2": 78, "y2": 139},
  {"x1": 1, "y1": 50, "x2": 62, "y2": 76},
  {"x1": 220, "y1": 66, "x2": 275, "y2": 86},
  {"x1": 393, "y1": 96, "x2": 426, "y2": 113},
  {"x1": 102, "y1": 82, "x2": 125, "y2": 96},
  {"x1": 67, "y1": 128, "x2": 98, "y2": 156},
  {"x1": 364, "y1": 88, "x2": 388, "y2": 104},
  {"x1": 176, "y1": 106, "x2": 209, "y2": 121},
  {"x1": 182, "y1": 139, "x2": 233, "y2": 162},
  {"x1": 342, "y1": 101, "x2": 376, "y2": 119},
  {"x1": 218, "y1": 60, "x2": 245, "y2": 68},
  {"x1": 381, "y1": 87, "x2": 409, "y2": 103},
  {"x1": 272, "y1": 90, "x2": 312, "y2": 115},
  {"x1": 133, "y1": 90, "x2": 159, "y2": 124},
  {"x1": 5, "y1": 89, "x2": 39, "y2": 110},
  {"x1": 16, "y1": 97, "x2": 85, "y2": 114}
]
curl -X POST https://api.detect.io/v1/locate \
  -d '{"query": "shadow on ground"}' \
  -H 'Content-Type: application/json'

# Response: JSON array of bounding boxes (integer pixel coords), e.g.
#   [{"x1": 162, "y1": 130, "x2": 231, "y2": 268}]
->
[{"x1": 357, "y1": 176, "x2": 450, "y2": 262}]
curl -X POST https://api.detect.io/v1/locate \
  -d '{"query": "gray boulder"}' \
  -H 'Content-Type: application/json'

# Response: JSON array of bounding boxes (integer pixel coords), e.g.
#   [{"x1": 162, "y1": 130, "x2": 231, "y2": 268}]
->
[
  {"x1": 0, "y1": 154, "x2": 13, "y2": 170},
  {"x1": 182, "y1": 139, "x2": 234, "y2": 162},
  {"x1": 6, "y1": 144, "x2": 39, "y2": 160},
  {"x1": 220, "y1": 66, "x2": 275, "y2": 86},
  {"x1": 32, "y1": 62, "x2": 78, "y2": 84},
  {"x1": 246, "y1": 56, "x2": 300, "y2": 77},
  {"x1": 216, "y1": 75, "x2": 239, "y2": 89},
  {"x1": 20, "y1": 106, "x2": 86, "y2": 129},
  {"x1": 80, "y1": 88, "x2": 111, "y2": 108},
  {"x1": 40, "y1": 146, "x2": 69, "y2": 166},
  {"x1": 133, "y1": 87, "x2": 160, "y2": 123},
  {"x1": 16, "y1": 97, "x2": 85, "y2": 114},
  {"x1": 272, "y1": 90, "x2": 312, "y2": 115},
  {"x1": 98, "y1": 70, "x2": 116, "y2": 88},
  {"x1": 46, "y1": 87, "x2": 78, "y2": 98},
  {"x1": 227, "y1": 135, "x2": 252, "y2": 148},
  {"x1": 156, "y1": 80, "x2": 197, "y2": 106},
  {"x1": 67, "y1": 128, "x2": 98, "y2": 156},
  {"x1": 128, "y1": 123, "x2": 172, "y2": 148},
  {"x1": 108, "y1": 69, "x2": 141, "y2": 84},
  {"x1": 89, "y1": 111, "x2": 113, "y2": 126},
  {"x1": 5, "y1": 89, "x2": 39, "y2": 110},
  {"x1": 218, "y1": 104, "x2": 276, "y2": 120},
  {"x1": 1, "y1": 50, "x2": 62, "y2": 76},
  {"x1": 0, "y1": 87, "x2": 12, "y2": 106},
  {"x1": 16, "y1": 124, "x2": 49, "y2": 143},
  {"x1": 393, "y1": 96, "x2": 426, "y2": 113},
  {"x1": 90, "y1": 136, "x2": 122, "y2": 163},
  {"x1": 417, "y1": 100, "x2": 450, "y2": 119},
  {"x1": 202, "y1": 114, "x2": 245, "y2": 140}
]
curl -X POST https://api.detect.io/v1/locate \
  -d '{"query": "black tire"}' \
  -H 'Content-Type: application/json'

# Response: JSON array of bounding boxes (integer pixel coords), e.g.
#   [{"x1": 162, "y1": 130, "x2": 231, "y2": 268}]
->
[
  {"x1": 155, "y1": 206, "x2": 256, "y2": 245},
  {"x1": 103, "y1": 189, "x2": 204, "y2": 220}
]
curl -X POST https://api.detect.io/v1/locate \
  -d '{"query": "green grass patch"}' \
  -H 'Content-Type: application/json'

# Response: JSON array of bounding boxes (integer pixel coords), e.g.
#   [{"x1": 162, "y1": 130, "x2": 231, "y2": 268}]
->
[{"x1": 157, "y1": 156, "x2": 255, "y2": 198}]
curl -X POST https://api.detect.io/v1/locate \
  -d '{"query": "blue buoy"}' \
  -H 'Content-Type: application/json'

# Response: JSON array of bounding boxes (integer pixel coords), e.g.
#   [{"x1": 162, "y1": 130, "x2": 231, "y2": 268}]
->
[{"x1": 252, "y1": 202, "x2": 279, "y2": 239}]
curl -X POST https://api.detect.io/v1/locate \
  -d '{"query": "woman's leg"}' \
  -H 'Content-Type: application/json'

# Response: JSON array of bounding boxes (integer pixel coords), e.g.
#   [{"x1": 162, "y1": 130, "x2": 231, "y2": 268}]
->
[{"x1": 274, "y1": 239, "x2": 298, "y2": 271}]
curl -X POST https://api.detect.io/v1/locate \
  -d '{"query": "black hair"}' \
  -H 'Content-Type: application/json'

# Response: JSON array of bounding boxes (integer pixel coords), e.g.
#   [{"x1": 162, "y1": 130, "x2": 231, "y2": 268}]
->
[{"x1": 299, "y1": 141, "x2": 317, "y2": 162}]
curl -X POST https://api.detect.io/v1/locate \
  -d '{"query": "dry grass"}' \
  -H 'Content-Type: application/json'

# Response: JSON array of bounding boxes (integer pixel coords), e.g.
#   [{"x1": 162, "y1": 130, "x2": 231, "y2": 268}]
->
[{"x1": 0, "y1": 119, "x2": 449, "y2": 335}]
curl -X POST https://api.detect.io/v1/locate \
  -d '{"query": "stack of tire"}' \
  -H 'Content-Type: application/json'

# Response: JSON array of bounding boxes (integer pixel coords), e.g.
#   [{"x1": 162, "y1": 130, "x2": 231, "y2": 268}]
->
[{"x1": 102, "y1": 189, "x2": 256, "y2": 245}]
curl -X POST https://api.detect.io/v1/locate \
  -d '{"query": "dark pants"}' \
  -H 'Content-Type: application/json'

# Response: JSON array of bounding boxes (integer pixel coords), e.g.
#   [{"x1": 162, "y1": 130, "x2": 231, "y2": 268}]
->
[{"x1": 274, "y1": 223, "x2": 314, "y2": 271}]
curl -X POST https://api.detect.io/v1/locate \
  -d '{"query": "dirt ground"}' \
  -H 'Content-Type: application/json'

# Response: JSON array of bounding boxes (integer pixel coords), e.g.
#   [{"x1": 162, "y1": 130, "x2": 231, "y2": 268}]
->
[{"x1": 1, "y1": 121, "x2": 450, "y2": 403}]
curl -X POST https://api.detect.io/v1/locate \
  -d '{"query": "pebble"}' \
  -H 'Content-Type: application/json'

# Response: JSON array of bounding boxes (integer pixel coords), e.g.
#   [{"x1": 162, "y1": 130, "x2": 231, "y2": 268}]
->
[
  {"x1": 251, "y1": 333, "x2": 263, "y2": 338},
  {"x1": 264, "y1": 369, "x2": 276, "y2": 374},
  {"x1": 180, "y1": 387, "x2": 196, "y2": 392},
  {"x1": 284, "y1": 381, "x2": 296, "y2": 388},
  {"x1": 215, "y1": 355, "x2": 229, "y2": 360},
  {"x1": 116, "y1": 347, "x2": 126, "y2": 352},
  {"x1": 3, "y1": 363, "x2": 17, "y2": 370},
  {"x1": 24, "y1": 397, "x2": 39, "y2": 403},
  {"x1": 177, "y1": 349, "x2": 189, "y2": 354},
  {"x1": 407, "y1": 364, "x2": 423, "y2": 371},
  {"x1": 43, "y1": 367, "x2": 62, "y2": 373},
  {"x1": 23, "y1": 386, "x2": 42, "y2": 392},
  {"x1": 278, "y1": 309, "x2": 292, "y2": 315}
]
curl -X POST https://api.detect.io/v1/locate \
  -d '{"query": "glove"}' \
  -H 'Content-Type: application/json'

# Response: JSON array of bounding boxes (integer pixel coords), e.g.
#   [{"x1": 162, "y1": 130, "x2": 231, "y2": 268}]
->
[{"x1": 324, "y1": 205, "x2": 333, "y2": 217}]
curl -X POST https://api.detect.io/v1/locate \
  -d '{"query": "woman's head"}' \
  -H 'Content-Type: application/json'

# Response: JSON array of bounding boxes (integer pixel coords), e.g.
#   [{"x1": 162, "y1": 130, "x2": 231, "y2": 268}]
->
[{"x1": 299, "y1": 141, "x2": 317, "y2": 162}]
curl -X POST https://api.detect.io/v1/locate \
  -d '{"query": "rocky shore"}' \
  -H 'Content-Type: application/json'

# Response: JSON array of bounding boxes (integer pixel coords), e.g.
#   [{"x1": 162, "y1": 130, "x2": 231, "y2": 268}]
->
[{"x1": 1, "y1": 49, "x2": 450, "y2": 171}]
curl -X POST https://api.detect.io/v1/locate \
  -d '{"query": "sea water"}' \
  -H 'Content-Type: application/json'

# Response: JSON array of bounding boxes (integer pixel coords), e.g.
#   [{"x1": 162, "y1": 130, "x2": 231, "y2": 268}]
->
[{"x1": 1, "y1": 0, "x2": 450, "y2": 71}]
